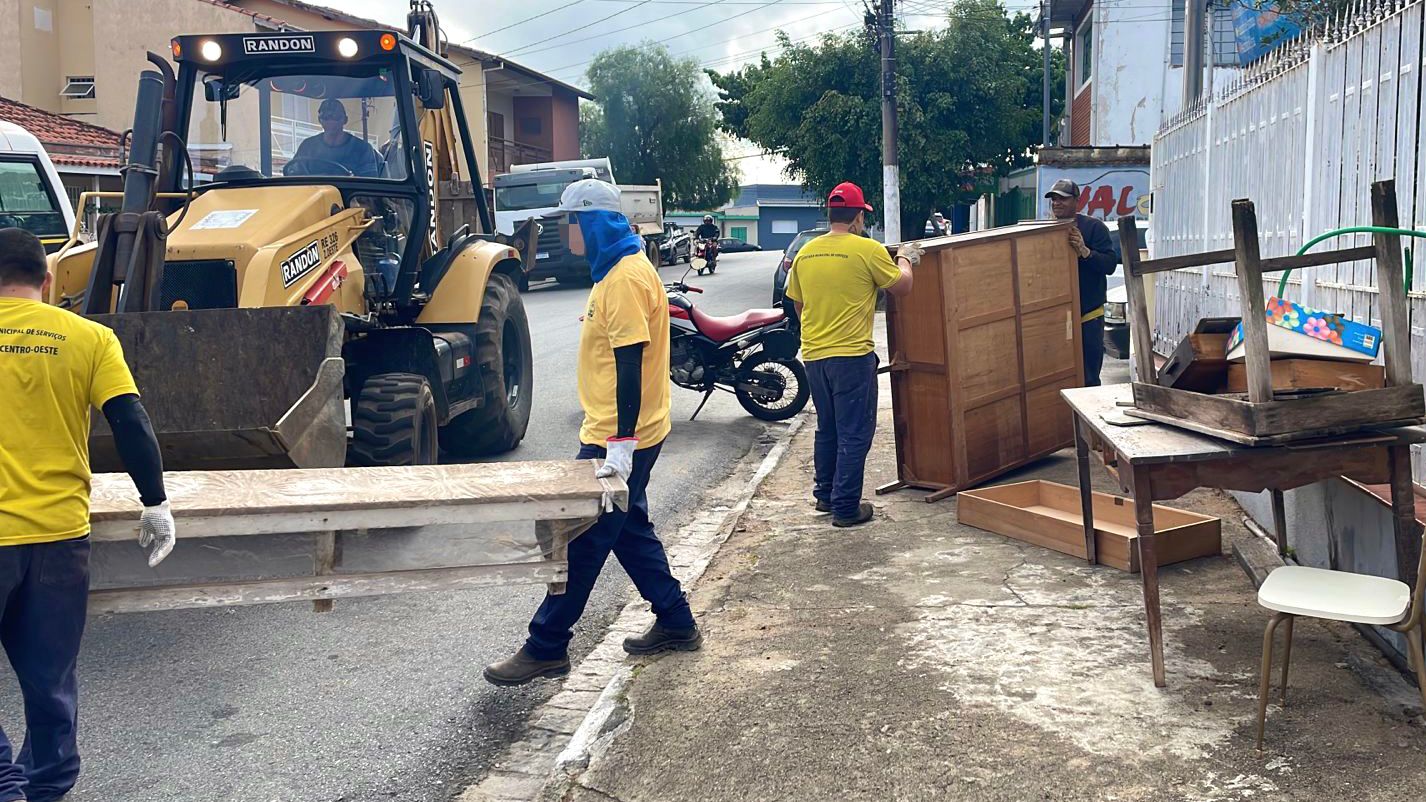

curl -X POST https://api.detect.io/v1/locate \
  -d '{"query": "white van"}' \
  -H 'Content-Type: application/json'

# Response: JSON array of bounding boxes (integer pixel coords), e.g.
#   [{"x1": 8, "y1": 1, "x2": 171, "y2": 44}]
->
[{"x1": 0, "y1": 120, "x2": 76, "y2": 252}]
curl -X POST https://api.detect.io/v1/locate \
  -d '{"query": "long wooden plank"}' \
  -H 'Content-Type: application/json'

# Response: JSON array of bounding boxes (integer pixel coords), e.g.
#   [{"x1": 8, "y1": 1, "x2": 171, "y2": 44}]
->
[
  {"x1": 1133, "y1": 248, "x2": 1238, "y2": 276},
  {"x1": 1062, "y1": 384, "x2": 1426, "y2": 464},
  {"x1": 1132, "y1": 381, "x2": 1425, "y2": 439},
  {"x1": 1231, "y1": 199, "x2": 1275, "y2": 404},
  {"x1": 89, "y1": 460, "x2": 625, "y2": 523},
  {"x1": 1118, "y1": 217, "x2": 1157, "y2": 384},
  {"x1": 89, "y1": 562, "x2": 567, "y2": 614},
  {"x1": 1258, "y1": 246, "x2": 1377, "y2": 274},
  {"x1": 89, "y1": 497, "x2": 603, "y2": 541}
]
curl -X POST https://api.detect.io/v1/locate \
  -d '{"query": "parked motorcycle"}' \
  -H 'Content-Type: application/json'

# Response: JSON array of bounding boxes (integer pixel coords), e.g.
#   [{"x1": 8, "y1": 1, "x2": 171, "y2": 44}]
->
[
  {"x1": 692, "y1": 237, "x2": 720, "y2": 275},
  {"x1": 666, "y1": 277, "x2": 808, "y2": 421}
]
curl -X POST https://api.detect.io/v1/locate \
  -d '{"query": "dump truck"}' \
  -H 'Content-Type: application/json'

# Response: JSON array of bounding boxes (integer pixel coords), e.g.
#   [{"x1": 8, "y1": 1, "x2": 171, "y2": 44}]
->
[
  {"x1": 493, "y1": 158, "x2": 664, "y2": 285},
  {"x1": 49, "y1": 2, "x2": 537, "y2": 471}
]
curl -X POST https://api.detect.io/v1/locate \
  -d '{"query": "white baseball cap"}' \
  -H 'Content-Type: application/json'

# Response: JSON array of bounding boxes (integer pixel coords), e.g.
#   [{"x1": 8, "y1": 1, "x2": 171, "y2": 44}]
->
[{"x1": 553, "y1": 178, "x2": 622, "y2": 214}]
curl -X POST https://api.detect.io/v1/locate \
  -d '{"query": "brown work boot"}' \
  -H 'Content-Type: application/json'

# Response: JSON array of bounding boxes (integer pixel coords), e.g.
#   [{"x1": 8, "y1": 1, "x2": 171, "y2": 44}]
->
[
  {"x1": 482, "y1": 648, "x2": 570, "y2": 686},
  {"x1": 832, "y1": 502, "x2": 875, "y2": 528},
  {"x1": 623, "y1": 622, "x2": 704, "y2": 655}
]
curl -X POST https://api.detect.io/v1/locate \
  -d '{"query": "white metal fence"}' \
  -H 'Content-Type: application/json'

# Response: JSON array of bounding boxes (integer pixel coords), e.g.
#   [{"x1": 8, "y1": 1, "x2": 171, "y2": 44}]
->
[{"x1": 1151, "y1": 0, "x2": 1426, "y2": 470}]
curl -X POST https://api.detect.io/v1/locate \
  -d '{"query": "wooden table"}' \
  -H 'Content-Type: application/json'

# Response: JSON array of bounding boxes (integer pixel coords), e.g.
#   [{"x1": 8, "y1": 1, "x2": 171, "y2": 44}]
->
[
  {"x1": 87, "y1": 460, "x2": 626, "y2": 614},
  {"x1": 1062, "y1": 384, "x2": 1425, "y2": 687}
]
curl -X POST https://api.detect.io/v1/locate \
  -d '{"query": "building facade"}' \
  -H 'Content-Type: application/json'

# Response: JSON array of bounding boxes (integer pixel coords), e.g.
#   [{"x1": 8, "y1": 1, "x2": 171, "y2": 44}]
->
[
  {"x1": 671, "y1": 184, "x2": 823, "y2": 251},
  {"x1": 0, "y1": 0, "x2": 586, "y2": 189}
]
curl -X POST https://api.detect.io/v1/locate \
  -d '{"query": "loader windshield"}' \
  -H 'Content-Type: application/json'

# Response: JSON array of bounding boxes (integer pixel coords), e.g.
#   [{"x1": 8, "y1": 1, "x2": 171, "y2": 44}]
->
[{"x1": 185, "y1": 66, "x2": 410, "y2": 184}]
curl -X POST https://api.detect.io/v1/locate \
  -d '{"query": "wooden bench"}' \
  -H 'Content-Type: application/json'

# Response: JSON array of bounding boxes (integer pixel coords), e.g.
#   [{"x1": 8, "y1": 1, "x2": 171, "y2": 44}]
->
[{"x1": 86, "y1": 460, "x2": 626, "y2": 614}]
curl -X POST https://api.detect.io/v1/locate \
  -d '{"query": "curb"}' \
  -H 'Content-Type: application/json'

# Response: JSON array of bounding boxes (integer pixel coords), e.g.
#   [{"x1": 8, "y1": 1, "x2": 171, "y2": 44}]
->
[{"x1": 458, "y1": 413, "x2": 807, "y2": 802}]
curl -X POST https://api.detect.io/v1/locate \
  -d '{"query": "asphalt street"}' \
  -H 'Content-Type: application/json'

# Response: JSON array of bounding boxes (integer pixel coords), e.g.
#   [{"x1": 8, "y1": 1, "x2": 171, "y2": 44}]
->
[{"x1": 0, "y1": 249, "x2": 786, "y2": 802}]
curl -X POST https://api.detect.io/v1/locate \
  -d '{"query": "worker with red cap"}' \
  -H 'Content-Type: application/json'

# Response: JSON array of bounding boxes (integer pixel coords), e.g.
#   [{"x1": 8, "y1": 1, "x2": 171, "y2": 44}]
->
[{"x1": 784, "y1": 182, "x2": 921, "y2": 527}]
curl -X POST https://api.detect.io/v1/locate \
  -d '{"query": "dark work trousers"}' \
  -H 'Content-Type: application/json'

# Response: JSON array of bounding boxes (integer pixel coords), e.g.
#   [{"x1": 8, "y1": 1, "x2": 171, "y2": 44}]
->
[
  {"x1": 806, "y1": 353, "x2": 879, "y2": 519},
  {"x1": 0, "y1": 538, "x2": 90, "y2": 802},
  {"x1": 1082, "y1": 317, "x2": 1105, "y2": 387},
  {"x1": 524, "y1": 441, "x2": 694, "y2": 659}
]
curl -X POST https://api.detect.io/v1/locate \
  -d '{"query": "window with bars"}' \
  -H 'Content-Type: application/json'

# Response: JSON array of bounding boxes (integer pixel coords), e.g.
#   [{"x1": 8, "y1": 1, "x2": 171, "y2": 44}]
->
[
  {"x1": 1171, "y1": 3, "x2": 1244, "y2": 67},
  {"x1": 60, "y1": 76, "x2": 95, "y2": 99}
]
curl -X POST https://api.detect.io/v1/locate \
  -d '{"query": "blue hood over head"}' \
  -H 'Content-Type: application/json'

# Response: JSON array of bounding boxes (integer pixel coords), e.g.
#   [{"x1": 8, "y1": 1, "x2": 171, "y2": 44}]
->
[{"x1": 576, "y1": 209, "x2": 644, "y2": 282}]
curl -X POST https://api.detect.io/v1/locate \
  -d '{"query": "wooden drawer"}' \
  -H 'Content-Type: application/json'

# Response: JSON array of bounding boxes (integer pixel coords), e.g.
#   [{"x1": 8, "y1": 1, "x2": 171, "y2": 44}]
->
[{"x1": 957, "y1": 480, "x2": 1222, "y2": 572}]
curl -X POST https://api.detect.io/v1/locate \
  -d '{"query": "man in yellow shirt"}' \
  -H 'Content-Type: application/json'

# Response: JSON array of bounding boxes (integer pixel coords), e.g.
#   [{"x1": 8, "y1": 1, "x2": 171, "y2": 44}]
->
[
  {"x1": 0, "y1": 228, "x2": 174, "y2": 802},
  {"x1": 785, "y1": 182, "x2": 920, "y2": 527},
  {"x1": 485, "y1": 180, "x2": 698, "y2": 686}
]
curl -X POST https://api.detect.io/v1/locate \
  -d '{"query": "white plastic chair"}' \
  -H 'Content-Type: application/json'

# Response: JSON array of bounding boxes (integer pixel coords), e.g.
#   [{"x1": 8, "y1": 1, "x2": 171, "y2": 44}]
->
[{"x1": 1255, "y1": 563, "x2": 1426, "y2": 750}]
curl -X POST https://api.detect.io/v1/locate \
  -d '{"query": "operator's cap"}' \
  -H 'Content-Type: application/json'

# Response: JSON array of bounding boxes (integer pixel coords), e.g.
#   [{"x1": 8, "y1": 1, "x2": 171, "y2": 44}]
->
[
  {"x1": 553, "y1": 178, "x2": 622, "y2": 215},
  {"x1": 318, "y1": 97, "x2": 348, "y2": 121},
  {"x1": 827, "y1": 181, "x2": 873, "y2": 212},
  {"x1": 1044, "y1": 178, "x2": 1081, "y2": 199}
]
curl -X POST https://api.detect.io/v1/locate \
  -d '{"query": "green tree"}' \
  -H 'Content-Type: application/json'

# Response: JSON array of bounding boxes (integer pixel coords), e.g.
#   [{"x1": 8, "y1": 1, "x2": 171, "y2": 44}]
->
[
  {"x1": 710, "y1": 0, "x2": 1063, "y2": 241},
  {"x1": 580, "y1": 45, "x2": 739, "y2": 210}
]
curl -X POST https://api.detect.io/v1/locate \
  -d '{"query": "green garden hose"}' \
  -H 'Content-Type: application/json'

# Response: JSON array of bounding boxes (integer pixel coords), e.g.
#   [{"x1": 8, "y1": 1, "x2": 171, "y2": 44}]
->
[{"x1": 1275, "y1": 226, "x2": 1424, "y2": 300}]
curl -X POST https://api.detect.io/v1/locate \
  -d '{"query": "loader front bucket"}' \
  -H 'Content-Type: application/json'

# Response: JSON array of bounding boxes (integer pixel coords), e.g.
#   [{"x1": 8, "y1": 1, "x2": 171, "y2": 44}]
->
[{"x1": 88, "y1": 306, "x2": 347, "y2": 472}]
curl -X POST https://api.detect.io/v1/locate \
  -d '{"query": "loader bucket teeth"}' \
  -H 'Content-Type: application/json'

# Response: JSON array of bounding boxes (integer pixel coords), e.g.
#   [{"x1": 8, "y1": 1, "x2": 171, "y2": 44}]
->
[{"x1": 87, "y1": 306, "x2": 347, "y2": 471}]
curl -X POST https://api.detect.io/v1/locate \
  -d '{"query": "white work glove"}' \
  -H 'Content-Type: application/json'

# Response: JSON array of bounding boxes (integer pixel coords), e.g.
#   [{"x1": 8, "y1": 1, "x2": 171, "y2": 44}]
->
[
  {"x1": 138, "y1": 500, "x2": 176, "y2": 568},
  {"x1": 595, "y1": 437, "x2": 639, "y2": 484},
  {"x1": 896, "y1": 242, "x2": 925, "y2": 267}
]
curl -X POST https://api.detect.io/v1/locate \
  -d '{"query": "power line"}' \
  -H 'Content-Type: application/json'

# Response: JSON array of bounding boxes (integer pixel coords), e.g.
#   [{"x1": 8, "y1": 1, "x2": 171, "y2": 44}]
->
[
  {"x1": 545, "y1": 3, "x2": 842, "y2": 77},
  {"x1": 540, "y1": 0, "x2": 815, "y2": 76},
  {"x1": 488, "y1": 0, "x2": 658, "y2": 56},
  {"x1": 465, "y1": 0, "x2": 587, "y2": 41},
  {"x1": 505, "y1": 0, "x2": 730, "y2": 60}
]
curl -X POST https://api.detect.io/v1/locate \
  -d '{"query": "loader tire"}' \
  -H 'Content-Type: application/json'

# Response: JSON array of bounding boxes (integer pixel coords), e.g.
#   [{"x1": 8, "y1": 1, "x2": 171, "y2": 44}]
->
[
  {"x1": 441, "y1": 273, "x2": 534, "y2": 457},
  {"x1": 348, "y1": 373, "x2": 439, "y2": 466}
]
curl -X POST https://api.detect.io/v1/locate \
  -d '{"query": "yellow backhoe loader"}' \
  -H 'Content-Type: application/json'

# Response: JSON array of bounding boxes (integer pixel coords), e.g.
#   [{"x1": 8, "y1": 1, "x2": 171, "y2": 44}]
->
[{"x1": 50, "y1": 2, "x2": 538, "y2": 471}]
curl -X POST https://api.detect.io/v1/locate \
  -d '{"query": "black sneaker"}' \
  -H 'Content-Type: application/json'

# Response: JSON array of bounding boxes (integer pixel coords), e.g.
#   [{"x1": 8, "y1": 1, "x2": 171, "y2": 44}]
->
[
  {"x1": 813, "y1": 498, "x2": 831, "y2": 513},
  {"x1": 832, "y1": 502, "x2": 875, "y2": 528},
  {"x1": 623, "y1": 622, "x2": 704, "y2": 655},
  {"x1": 482, "y1": 648, "x2": 570, "y2": 686}
]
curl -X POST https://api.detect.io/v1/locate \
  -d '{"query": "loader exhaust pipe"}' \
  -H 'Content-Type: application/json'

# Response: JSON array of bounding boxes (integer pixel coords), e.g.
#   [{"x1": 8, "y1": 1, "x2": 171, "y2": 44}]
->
[{"x1": 83, "y1": 69, "x2": 169, "y2": 316}]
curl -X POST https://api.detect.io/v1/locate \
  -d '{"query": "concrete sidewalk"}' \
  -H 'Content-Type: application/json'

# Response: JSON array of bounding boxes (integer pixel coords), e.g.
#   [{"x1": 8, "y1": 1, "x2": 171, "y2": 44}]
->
[{"x1": 557, "y1": 404, "x2": 1426, "y2": 801}]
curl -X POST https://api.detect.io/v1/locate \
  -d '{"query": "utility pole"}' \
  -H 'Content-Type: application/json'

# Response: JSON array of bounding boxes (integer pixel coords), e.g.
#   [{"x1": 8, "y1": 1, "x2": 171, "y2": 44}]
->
[
  {"x1": 1041, "y1": 0, "x2": 1051, "y2": 146},
  {"x1": 1183, "y1": 0, "x2": 1205, "y2": 103},
  {"x1": 876, "y1": 0, "x2": 900, "y2": 244}
]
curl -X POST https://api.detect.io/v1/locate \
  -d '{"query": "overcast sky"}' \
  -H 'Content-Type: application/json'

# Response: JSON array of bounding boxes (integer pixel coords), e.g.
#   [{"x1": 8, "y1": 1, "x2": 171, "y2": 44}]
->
[{"x1": 335, "y1": 1, "x2": 1043, "y2": 184}]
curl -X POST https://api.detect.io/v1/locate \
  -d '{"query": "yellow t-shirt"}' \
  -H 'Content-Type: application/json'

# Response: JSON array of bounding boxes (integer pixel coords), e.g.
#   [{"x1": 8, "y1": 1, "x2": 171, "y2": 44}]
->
[
  {"x1": 784, "y1": 232, "x2": 903, "y2": 361},
  {"x1": 0, "y1": 297, "x2": 138, "y2": 545},
  {"x1": 577, "y1": 253, "x2": 672, "y2": 448}
]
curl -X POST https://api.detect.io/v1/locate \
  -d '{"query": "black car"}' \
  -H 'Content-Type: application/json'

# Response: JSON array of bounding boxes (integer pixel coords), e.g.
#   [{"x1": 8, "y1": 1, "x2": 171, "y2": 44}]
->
[
  {"x1": 659, "y1": 223, "x2": 692, "y2": 265},
  {"x1": 718, "y1": 237, "x2": 762, "y2": 253},
  {"x1": 771, "y1": 228, "x2": 828, "y2": 326}
]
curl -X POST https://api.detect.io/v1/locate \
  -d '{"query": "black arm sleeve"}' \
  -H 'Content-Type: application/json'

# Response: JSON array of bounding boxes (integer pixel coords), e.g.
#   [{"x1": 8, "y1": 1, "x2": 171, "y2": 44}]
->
[
  {"x1": 613, "y1": 343, "x2": 644, "y2": 440},
  {"x1": 101, "y1": 394, "x2": 167, "y2": 507},
  {"x1": 1082, "y1": 219, "x2": 1119, "y2": 276}
]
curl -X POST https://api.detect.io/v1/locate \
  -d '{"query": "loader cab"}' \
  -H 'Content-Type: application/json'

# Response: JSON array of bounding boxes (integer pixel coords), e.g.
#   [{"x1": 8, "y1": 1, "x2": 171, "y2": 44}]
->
[{"x1": 166, "y1": 29, "x2": 484, "y2": 304}]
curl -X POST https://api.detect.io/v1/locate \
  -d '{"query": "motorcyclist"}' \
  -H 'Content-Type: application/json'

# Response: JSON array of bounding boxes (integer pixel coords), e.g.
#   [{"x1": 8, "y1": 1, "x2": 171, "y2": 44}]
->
[{"x1": 695, "y1": 215, "x2": 720, "y2": 242}]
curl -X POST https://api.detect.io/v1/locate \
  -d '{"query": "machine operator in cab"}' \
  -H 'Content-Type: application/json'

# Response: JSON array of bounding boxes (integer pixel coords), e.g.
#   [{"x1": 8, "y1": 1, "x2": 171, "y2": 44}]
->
[
  {"x1": 0, "y1": 228, "x2": 175, "y2": 802},
  {"x1": 291, "y1": 98, "x2": 383, "y2": 178},
  {"x1": 484, "y1": 180, "x2": 701, "y2": 686}
]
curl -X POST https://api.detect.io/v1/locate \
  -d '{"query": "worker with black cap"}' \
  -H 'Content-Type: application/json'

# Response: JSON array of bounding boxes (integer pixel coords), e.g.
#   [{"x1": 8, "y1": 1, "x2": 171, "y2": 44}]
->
[
  {"x1": 291, "y1": 98, "x2": 383, "y2": 178},
  {"x1": 1045, "y1": 179, "x2": 1118, "y2": 385}
]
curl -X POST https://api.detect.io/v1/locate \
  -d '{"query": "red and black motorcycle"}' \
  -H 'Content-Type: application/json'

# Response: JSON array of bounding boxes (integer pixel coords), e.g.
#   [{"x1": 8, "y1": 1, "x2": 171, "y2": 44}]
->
[
  {"x1": 666, "y1": 278, "x2": 808, "y2": 421},
  {"x1": 692, "y1": 237, "x2": 720, "y2": 275}
]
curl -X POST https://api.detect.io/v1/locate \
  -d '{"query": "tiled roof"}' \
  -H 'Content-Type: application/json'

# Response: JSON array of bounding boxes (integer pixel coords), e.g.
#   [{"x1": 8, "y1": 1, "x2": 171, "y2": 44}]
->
[
  {"x1": 198, "y1": 0, "x2": 290, "y2": 28},
  {"x1": 0, "y1": 96, "x2": 122, "y2": 171}
]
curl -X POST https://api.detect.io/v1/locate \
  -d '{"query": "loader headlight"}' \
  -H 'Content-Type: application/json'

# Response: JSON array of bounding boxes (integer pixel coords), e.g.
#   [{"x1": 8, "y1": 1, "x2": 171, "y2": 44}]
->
[
  {"x1": 200, "y1": 40, "x2": 223, "y2": 62},
  {"x1": 337, "y1": 37, "x2": 359, "y2": 58}
]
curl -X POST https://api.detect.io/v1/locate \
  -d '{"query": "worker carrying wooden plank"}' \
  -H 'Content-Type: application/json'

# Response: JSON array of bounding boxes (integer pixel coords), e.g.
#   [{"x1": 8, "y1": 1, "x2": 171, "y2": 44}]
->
[
  {"x1": 0, "y1": 228, "x2": 174, "y2": 802},
  {"x1": 784, "y1": 182, "x2": 919, "y2": 527},
  {"x1": 1046, "y1": 179, "x2": 1119, "y2": 386},
  {"x1": 484, "y1": 180, "x2": 700, "y2": 687}
]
